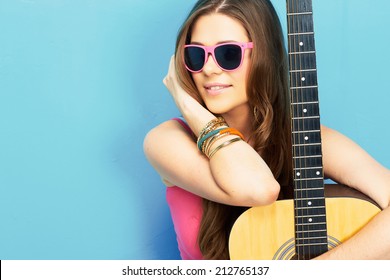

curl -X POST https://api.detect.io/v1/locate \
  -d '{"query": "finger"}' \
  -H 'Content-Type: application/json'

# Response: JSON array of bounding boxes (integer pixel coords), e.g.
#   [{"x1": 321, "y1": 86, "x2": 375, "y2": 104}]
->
[{"x1": 169, "y1": 55, "x2": 176, "y2": 73}]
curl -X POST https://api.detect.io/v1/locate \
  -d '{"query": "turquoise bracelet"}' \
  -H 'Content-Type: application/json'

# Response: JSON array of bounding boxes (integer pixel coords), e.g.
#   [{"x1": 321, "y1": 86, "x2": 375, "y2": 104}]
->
[{"x1": 197, "y1": 127, "x2": 226, "y2": 151}]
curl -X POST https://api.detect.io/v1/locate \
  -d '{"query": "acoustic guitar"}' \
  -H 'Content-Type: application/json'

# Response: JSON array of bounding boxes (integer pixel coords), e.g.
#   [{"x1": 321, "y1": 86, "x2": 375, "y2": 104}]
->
[{"x1": 228, "y1": 0, "x2": 381, "y2": 260}]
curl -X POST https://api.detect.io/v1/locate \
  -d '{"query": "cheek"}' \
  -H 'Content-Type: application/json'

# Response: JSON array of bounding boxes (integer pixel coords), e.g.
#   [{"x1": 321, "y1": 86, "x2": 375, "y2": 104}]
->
[
  {"x1": 192, "y1": 74, "x2": 204, "y2": 93},
  {"x1": 234, "y1": 69, "x2": 249, "y2": 94}
]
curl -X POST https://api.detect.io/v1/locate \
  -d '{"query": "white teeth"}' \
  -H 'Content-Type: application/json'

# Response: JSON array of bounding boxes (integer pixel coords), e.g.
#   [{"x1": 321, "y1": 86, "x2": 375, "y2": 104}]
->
[{"x1": 209, "y1": 86, "x2": 225, "y2": 90}]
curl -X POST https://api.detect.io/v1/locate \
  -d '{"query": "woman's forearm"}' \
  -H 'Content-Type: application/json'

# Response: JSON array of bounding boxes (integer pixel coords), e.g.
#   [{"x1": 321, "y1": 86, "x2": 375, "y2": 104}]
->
[{"x1": 314, "y1": 207, "x2": 390, "y2": 259}]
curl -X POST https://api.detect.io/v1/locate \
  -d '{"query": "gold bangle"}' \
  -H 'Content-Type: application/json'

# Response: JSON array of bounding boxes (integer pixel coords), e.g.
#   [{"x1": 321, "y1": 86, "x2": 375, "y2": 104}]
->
[
  {"x1": 208, "y1": 137, "x2": 242, "y2": 158},
  {"x1": 203, "y1": 132, "x2": 231, "y2": 155},
  {"x1": 197, "y1": 117, "x2": 226, "y2": 139}
]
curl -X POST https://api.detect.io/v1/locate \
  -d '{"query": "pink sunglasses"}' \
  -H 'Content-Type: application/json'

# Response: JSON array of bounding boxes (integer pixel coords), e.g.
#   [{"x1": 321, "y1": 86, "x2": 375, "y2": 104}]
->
[{"x1": 183, "y1": 42, "x2": 254, "y2": 73}]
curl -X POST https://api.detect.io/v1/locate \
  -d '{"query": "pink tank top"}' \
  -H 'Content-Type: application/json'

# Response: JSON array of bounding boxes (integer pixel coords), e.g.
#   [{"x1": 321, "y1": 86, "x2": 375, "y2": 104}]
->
[{"x1": 165, "y1": 118, "x2": 203, "y2": 260}]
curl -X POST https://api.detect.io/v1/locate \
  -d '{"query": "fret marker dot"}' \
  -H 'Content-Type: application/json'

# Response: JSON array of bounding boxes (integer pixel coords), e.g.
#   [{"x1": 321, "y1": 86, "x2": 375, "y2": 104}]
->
[
  {"x1": 303, "y1": 108, "x2": 308, "y2": 113},
  {"x1": 296, "y1": 172, "x2": 301, "y2": 177},
  {"x1": 308, "y1": 201, "x2": 312, "y2": 206},
  {"x1": 316, "y1": 171, "x2": 321, "y2": 176},
  {"x1": 299, "y1": 42, "x2": 304, "y2": 46},
  {"x1": 301, "y1": 77, "x2": 306, "y2": 82},
  {"x1": 304, "y1": 136, "x2": 309, "y2": 141},
  {"x1": 308, "y1": 218, "x2": 313, "y2": 223}
]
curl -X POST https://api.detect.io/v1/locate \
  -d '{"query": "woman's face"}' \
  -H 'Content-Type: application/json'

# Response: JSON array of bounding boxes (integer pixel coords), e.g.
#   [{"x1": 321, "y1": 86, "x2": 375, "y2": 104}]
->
[{"x1": 189, "y1": 13, "x2": 252, "y2": 116}]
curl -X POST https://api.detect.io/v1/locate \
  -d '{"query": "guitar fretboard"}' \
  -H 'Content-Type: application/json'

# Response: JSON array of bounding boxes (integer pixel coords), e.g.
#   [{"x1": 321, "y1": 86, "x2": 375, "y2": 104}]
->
[{"x1": 287, "y1": 0, "x2": 328, "y2": 259}]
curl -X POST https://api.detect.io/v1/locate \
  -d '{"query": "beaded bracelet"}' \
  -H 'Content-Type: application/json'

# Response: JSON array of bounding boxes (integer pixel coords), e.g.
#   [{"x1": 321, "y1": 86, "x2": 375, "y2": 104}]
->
[{"x1": 197, "y1": 117, "x2": 226, "y2": 140}]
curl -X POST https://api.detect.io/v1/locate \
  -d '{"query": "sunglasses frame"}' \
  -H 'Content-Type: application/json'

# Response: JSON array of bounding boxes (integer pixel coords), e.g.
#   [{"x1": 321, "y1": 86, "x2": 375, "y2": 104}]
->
[{"x1": 183, "y1": 42, "x2": 254, "y2": 73}]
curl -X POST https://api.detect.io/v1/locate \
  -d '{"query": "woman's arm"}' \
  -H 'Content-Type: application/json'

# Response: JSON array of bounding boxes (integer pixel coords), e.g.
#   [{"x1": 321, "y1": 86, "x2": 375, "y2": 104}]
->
[
  {"x1": 143, "y1": 56, "x2": 279, "y2": 206},
  {"x1": 315, "y1": 125, "x2": 390, "y2": 259}
]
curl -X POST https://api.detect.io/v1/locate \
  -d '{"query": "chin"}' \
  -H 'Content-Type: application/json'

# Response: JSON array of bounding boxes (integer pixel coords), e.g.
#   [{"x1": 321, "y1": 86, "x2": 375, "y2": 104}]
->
[{"x1": 205, "y1": 104, "x2": 229, "y2": 115}]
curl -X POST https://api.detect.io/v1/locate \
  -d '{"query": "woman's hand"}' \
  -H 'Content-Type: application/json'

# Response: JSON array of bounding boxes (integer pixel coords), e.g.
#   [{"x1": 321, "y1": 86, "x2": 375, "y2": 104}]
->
[
  {"x1": 163, "y1": 55, "x2": 193, "y2": 110},
  {"x1": 162, "y1": 55, "x2": 214, "y2": 136}
]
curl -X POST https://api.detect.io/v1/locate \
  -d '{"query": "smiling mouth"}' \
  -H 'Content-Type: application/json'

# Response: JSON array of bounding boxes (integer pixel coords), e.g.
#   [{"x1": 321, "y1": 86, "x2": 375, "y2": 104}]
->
[{"x1": 206, "y1": 85, "x2": 229, "y2": 91}]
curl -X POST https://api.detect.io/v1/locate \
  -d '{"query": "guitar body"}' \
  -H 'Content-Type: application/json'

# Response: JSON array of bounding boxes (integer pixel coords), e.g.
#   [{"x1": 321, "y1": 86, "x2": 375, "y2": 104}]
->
[{"x1": 229, "y1": 195, "x2": 380, "y2": 259}]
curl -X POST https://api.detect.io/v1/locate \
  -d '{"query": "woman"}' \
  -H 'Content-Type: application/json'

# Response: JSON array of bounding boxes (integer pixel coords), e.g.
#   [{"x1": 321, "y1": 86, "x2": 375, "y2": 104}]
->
[{"x1": 143, "y1": 0, "x2": 390, "y2": 260}]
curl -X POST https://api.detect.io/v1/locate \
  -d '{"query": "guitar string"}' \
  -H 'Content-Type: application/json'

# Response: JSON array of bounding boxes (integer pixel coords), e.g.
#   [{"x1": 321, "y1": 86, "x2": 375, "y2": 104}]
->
[
  {"x1": 299, "y1": 0, "x2": 308, "y2": 259},
  {"x1": 293, "y1": 0, "x2": 310, "y2": 259},
  {"x1": 296, "y1": 0, "x2": 308, "y2": 260},
  {"x1": 289, "y1": 0, "x2": 302, "y2": 260},
  {"x1": 287, "y1": 0, "x2": 294, "y2": 259},
  {"x1": 288, "y1": 0, "x2": 296, "y2": 259},
  {"x1": 290, "y1": 0, "x2": 301, "y2": 260}
]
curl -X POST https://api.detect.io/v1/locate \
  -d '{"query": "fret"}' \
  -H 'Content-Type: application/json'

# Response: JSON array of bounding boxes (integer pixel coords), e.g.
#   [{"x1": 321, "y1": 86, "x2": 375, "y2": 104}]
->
[
  {"x1": 296, "y1": 221, "x2": 326, "y2": 229},
  {"x1": 292, "y1": 129, "x2": 320, "y2": 134},
  {"x1": 294, "y1": 182, "x2": 325, "y2": 189},
  {"x1": 289, "y1": 51, "x2": 315, "y2": 55},
  {"x1": 295, "y1": 187, "x2": 324, "y2": 193},
  {"x1": 291, "y1": 101, "x2": 318, "y2": 108},
  {"x1": 293, "y1": 155, "x2": 322, "y2": 160},
  {"x1": 296, "y1": 242, "x2": 328, "y2": 247},
  {"x1": 294, "y1": 180, "x2": 324, "y2": 190},
  {"x1": 295, "y1": 177, "x2": 324, "y2": 181},
  {"x1": 296, "y1": 222, "x2": 326, "y2": 226},
  {"x1": 296, "y1": 237, "x2": 327, "y2": 243},
  {"x1": 294, "y1": 166, "x2": 322, "y2": 170},
  {"x1": 290, "y1": 85, "x2": 317, "y2": 90},
  {"x1": 296, "y1": 213, "x2": 327, "y2": 222},
  {"x1": 296, "y1": 229, "x2": 327, "y2": 234},
  {"x1": 294, "y1": 160, "x2": 323, "y2": 169},
  {"x1": 288, "y1": 31, "x2": 314, "y2": 36},
  {"x1": 294, "y1": 197, "x2": 325, "y2": 201},
  {"x1": 296, "y1": 212, "x2": 326, "y2": 218},
  {"x1": 296, "y1": 231, "x2": 327, "y2": 240},
  {"x1": 293, "y1": 142, "x2": 321, "y2": 147},
  {"x1": 295, "y1": 236, "x2": 326, "y2": 241},
  {"x1": 290, "y1": 68, "x2": 316, "y2": 73},
  {"x1": 287, "y1": 12, "x2": 312, "y2": 16},
  {"x1": 295, "y1": 206, "x2": 325, "y2": 210},
  {"x1": 292, "y1": 116, "x2": 319, "y2": 120}
]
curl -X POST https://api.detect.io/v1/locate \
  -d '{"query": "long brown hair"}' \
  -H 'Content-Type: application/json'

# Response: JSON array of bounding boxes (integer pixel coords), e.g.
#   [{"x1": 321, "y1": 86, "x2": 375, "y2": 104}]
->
[{"x1": 174, "y1": 0, "x2": 293, "y2": 259}]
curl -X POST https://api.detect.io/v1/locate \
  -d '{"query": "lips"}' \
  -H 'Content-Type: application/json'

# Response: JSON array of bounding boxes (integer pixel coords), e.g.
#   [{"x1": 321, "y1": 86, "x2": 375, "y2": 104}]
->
[{"x1": 204, "y1": 83, "x2": 231, "y2": 95}]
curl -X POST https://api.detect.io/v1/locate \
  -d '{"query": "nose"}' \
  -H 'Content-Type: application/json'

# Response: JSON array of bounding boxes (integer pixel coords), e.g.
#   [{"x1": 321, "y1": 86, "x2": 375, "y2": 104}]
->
[{"x1": 202, "y1": 53, "x2": 222, "y2": 75}]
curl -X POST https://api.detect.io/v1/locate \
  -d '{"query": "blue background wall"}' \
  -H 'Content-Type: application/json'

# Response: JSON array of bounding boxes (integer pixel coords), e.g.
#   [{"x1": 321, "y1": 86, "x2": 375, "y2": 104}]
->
[{"x1": 0, "y1": 0, "x2": 389, "y2": 260}]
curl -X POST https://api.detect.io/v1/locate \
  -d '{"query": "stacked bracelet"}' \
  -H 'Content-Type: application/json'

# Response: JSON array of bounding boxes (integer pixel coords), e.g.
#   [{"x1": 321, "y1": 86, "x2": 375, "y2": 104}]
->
[
  {"x1": 196, "y1": 117, "x2": 244, "y2": 158},
  {"x1": 208, "y1": 137, "x2": 242, "y2": 158}
]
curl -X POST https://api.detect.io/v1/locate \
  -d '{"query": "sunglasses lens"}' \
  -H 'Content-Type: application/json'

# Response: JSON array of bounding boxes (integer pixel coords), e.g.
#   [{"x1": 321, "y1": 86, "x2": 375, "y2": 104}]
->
[
  {"x1": 184, "y1": 46, "x2": 205, "y2": 72},
  {"x1": 215, "y1": 44, "x2": 242, "y2": 70}
]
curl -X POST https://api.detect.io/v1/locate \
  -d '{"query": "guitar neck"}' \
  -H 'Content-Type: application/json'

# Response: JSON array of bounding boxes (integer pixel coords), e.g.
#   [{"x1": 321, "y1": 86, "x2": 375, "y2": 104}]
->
[{"x1": 286, "y1": 0, "x2": 328, "y2": 259}]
